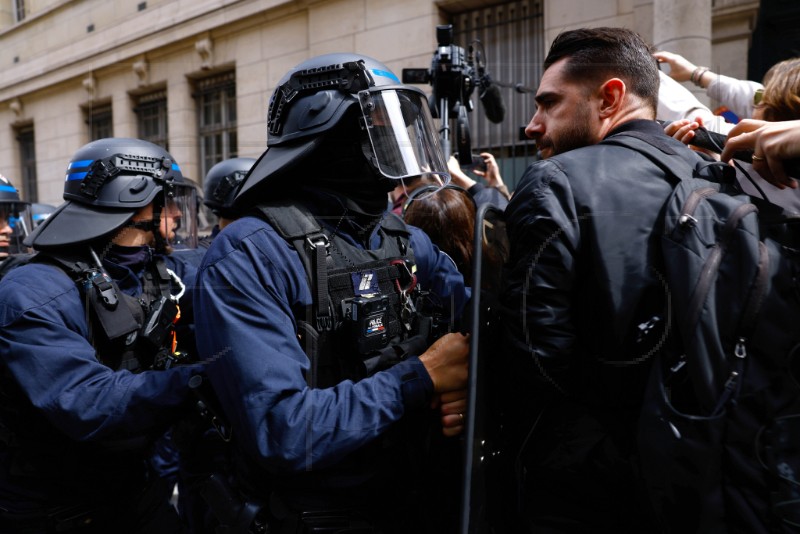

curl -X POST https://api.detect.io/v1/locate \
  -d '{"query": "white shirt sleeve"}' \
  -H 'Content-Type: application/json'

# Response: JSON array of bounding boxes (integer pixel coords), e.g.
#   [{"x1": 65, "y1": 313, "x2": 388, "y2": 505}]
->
[
  {"x1": 706, "y1": 74, "x2": 764, "y2": 120},
  {"x1": 657, "y1": 71, "x2": 736, "y2": 135}
]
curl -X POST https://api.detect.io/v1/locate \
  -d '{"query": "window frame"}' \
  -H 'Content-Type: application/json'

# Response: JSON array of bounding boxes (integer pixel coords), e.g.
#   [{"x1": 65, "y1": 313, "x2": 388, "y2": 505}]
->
[
  {"x1": 135, "y1": 90, "x2": 169, "y2": 150},
  {"x1": 85, "y1": 102, "x2": 113, "y2": 141},
  {"x1": 195, "y1": 71, "x2": 238, "y2": 180},
  {"x1": 15, "y1": 125, "x2": 37, "y2": 203}
]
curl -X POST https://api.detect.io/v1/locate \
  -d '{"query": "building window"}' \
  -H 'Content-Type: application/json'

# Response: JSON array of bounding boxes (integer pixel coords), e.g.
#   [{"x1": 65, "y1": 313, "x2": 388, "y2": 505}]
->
[
  {"x1": 16, "y1": 126, "x2": 37, "y2": 202},
  {"x1": 451, "y1": 0, "x2": 544, "y2": 191},
  {"x1": 86, "y1": 103, "x2": 113, "y2": 140},
  {"x1": 196, "y1": 71, "x2": 237, "y2": 179},
  {"x1": 135, "y1": 90, "x2": 169, "y2": 150},
  {"x1": 13, "y1": 0, "x2": 26, "y2": 22}
]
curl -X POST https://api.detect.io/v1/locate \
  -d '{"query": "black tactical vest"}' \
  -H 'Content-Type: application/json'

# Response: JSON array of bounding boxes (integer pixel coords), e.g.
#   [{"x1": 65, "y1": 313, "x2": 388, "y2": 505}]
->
[
  {"x1": 0, "y1": 251, "x2": 183, "y2": 487},
  {"x1": 257, "y1": 202, "x2": 433, "y2": 389},
  {"x1": 34, "y1": 252, "x2": 181, "y2": 372}
]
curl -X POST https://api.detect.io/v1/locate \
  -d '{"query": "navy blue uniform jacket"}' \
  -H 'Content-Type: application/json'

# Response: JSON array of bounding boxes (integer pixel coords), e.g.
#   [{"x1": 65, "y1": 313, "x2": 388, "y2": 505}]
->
[
  {"x1": 0, "y1": 247, "x2": 199, "y2": 512},
  {"x1": 193, "y1": 205, "x2": 469, "y2": 475}
]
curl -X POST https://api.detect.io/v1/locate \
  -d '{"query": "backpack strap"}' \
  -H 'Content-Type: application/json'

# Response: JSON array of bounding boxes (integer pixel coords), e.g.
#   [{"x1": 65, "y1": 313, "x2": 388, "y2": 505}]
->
[
  {"x1": 605, "y1": 133, "x2": 772, "y2": 411},
  {"x1": 601, "y1": 131, "x2": 700, "y2": 185}
]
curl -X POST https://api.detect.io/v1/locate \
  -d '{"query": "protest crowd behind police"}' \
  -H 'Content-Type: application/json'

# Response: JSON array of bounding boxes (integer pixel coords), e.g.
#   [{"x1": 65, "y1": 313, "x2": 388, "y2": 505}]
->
[{"x1": 1, "y1": 17, "x2": 800, "y2": 534}]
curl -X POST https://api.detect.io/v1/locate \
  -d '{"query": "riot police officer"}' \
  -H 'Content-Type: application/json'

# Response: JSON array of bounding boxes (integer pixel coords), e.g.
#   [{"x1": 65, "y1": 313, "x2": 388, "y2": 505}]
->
[
  {"x1": 200, "y1": 157, "x2": 255, "y2": 247},
  {"x1": 0, "y1": 138, "x2": 201, "y2": 533},
  {"x1": 192, "y1": 53, "x2": 470, "y2": 533},
  {"x1": 0, "y1": 173, "x2": 33, "y2": 276}
]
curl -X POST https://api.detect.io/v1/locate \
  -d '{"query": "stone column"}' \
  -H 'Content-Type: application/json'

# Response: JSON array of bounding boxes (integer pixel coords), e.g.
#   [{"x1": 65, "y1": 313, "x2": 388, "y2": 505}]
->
[{"x1": 652, "y1": 0, "x2": 713, "y2": 105}]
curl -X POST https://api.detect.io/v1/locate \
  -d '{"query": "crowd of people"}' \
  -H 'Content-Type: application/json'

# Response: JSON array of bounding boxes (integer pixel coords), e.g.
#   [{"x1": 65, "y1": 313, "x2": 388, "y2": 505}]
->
[{"x1": 0, "y1": 25, "x2": 799, "y2": 534}]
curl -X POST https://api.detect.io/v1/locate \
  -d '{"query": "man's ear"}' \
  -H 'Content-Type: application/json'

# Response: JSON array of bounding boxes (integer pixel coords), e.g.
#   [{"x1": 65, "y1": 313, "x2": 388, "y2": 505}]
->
[{"x1": 597, "y1": 78, "x2": 626, "y2": 118}]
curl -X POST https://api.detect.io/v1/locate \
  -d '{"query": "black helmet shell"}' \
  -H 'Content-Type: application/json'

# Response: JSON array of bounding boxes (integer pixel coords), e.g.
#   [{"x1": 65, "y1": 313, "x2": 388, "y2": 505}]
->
[
  {"x1": 26, "y1": 138, "x2": 187, "y2": 250},
  {"x1": 203, "y1": 157, "x2": 256, "y2": 215},
  {"x1": 0, "y1": 173, "x2": 29, "y2": 212},
  {"x1": 237, "y1": 53, "x2": 410, "y2": 204},
  {"x1": 267, "y1": 53, "x2": 403, "y2": 147},
  {"x1": 64, "y1": 137, "x2": 185, "y2": 208}
]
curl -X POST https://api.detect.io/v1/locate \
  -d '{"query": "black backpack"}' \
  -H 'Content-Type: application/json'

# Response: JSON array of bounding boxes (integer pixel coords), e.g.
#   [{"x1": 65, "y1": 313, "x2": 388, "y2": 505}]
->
[{"x1": 604, "y1": 133, "x2": 800, "y2": 532}]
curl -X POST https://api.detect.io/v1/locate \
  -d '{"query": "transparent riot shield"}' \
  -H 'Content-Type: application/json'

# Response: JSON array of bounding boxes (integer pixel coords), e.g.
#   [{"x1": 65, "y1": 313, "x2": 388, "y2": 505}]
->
[{"x1": 460, "y1": 203, "x2": 509, "y2": 534}]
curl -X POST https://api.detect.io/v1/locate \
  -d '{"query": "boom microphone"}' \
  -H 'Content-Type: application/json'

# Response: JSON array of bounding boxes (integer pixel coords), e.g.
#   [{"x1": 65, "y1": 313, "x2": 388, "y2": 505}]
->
[{"x1": 479, "y1": 75, "x2": 506, "y2": 124}]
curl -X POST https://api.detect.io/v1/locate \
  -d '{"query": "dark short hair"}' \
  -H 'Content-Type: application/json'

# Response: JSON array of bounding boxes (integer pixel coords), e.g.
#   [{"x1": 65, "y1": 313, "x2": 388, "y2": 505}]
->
[{"x1": 543, "y1": 27, "x2": 660, "y2": 114}]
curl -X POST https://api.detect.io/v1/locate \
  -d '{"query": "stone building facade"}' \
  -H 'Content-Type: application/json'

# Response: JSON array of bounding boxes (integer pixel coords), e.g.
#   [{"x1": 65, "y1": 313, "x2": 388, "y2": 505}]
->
[{"x1": 0, "y1": 0, "x2": 760, "y2": 206}]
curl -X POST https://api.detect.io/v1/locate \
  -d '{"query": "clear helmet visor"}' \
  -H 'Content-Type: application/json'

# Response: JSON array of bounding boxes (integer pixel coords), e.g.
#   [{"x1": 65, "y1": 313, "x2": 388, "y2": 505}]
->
[
  {"x1": 162, "y1": 184, "x2": 198, "y2": 250},
  {"x1": 359, "y1": 88, "x2": 450, "y2": 188},
  {"x1": 1, "y1": 203, "x2": 32, "y2": 257}
]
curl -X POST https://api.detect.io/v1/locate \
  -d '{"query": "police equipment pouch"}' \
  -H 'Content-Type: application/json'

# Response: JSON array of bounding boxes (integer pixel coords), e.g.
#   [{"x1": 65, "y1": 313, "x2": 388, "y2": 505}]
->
[
  {"x1": 84, "y1": 268, "x2": 141, "y2": 341},
  {"x1": 141, "y1": 295, "x2": 179, "y2": 350},
  {"x1": 141, "y1": 295, "x2": 186, "y2": 370},
  {"x1": 34, "y1": 253, "x2": 141, "y2": 341}
]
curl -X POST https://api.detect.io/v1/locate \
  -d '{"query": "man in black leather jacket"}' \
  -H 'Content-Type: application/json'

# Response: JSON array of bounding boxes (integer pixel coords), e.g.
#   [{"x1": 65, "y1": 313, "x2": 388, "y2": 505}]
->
[{"x1": 497, "y1": 27, "x2": 709, "y2": 532}]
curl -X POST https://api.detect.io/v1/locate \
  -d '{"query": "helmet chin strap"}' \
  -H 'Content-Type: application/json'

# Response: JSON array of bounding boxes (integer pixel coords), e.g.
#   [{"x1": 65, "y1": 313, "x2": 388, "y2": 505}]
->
[{"x1": 127, "y1": 202, "x2": 169, "y2": 253}]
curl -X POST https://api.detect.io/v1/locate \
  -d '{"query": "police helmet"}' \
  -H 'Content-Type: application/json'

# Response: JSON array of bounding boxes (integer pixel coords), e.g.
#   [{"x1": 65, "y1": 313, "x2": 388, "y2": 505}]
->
[
  {"x1": 26, "y1": 138, "x2": 197, "y2": 251},
  {"x1": 237, "y1": 53, "x2": 449, "y2": 203},
  {"x1": 203, "y1": 157, "x2": 256, "y2": 218},
  {"x1": 0, "y1": 174, "x2": 32, "y2": 255},
  {"x1": 31, "y1": 203, "x2": 57, "y2": 228}
]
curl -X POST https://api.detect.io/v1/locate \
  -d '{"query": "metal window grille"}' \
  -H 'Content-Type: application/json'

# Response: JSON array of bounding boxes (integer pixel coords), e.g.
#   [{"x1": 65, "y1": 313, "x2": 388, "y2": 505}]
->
[
  {"x1": 86, "y1": 104, "x2": 113, "y2": 141},
  {"x1": 196, "y1": 72, "x2": 237, "y2": 180},
  {"x1": 135, "y1": 90, "x2": 169, "y2": 150},
  {"x1": 13, "y1": 0, "x2": 25, "y2": 22},
  {"x1": 452, "y1": 0, "x2": 544, "y2": 191},
  {"x1": 16, "y1": 126, "x2": 37, "y2": 202}
]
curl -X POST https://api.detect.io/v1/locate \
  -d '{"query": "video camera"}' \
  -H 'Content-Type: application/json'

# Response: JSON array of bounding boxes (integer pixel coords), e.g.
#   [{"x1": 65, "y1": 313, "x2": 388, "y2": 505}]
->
[{"x1": 403, "y1": 24, "x2": 505, "y2": 166}]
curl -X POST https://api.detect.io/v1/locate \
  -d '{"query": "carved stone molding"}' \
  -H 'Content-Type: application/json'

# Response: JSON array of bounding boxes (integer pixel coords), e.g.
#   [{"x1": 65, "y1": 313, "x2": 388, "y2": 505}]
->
[
  {"x1": 133, "y1": 57, "x2": 150, "y2": 87},
  {"x1": 9, "y1": 98, "x2": 23, "y2": 118},
  {"x1": 195, "y1": 37, "x2": 213, "y2": 70},
  {"x1": 82, "y1": 74, "x2": 97, "y2": 99}
]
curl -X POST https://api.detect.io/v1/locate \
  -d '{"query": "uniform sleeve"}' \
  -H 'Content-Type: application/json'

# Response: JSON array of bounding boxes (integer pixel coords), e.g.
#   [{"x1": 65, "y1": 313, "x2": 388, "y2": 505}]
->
[
  {"x1": 193, "y1": 225, "x2": 433, "y2": 474},
  {"x1": 499, "y1": 160, "x2": 581, "y2": 399},
  {"x1": 0, "y1": 264, "x2": 197, "y2": 442},
  {"x1": 407, "y1": 226, "x2": 470, "y2": 322}
]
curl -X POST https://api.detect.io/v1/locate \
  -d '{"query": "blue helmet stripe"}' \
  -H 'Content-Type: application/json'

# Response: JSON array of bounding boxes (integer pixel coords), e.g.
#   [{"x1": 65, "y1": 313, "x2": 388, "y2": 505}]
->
[
  {"x1": 371, "y1": 69, "x2": 400, "y2": 83},
  {"x1": 68, "y1": 159, "x2": 94, "y2": 169},
  {"x1": 0, "y1": 184, "x2": 16, "y2": 193},
  {"x1": 66, "y1": 172, "x2": 88, "y2": 181},
  {"x1": 171, "y1": 163, "x2": 180, "y2": 171}
]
